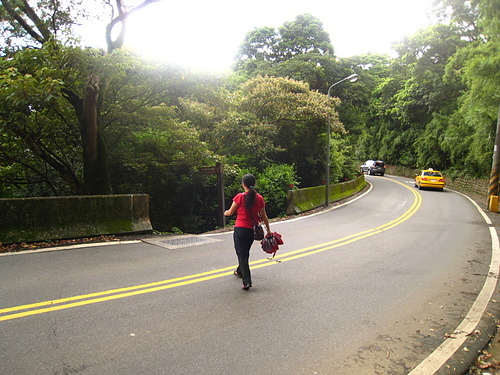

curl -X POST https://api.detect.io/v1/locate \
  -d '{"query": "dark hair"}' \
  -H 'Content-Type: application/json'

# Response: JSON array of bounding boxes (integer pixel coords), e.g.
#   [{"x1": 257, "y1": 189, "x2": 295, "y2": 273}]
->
[{"x1": 242, "y1": 174, "x2": 256, "y2": 210}]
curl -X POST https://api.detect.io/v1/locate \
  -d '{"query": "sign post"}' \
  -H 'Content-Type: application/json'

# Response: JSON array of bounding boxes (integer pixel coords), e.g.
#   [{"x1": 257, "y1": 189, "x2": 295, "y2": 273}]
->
[{"x1": 198, "y1": 162, "x2": 225, "y2": 228}]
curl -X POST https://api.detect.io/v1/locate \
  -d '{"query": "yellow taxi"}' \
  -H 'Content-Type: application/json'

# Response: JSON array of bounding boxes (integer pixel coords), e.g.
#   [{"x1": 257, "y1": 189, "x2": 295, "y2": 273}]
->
[{"x1": 415, "y1": 169, "x2": 445, "y2": 191}]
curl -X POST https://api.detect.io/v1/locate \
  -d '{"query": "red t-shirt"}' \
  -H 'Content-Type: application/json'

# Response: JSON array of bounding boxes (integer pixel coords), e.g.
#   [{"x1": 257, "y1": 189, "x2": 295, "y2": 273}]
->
[{"x1": 233, "y1": 192, "x2": 265, "y2": 229}]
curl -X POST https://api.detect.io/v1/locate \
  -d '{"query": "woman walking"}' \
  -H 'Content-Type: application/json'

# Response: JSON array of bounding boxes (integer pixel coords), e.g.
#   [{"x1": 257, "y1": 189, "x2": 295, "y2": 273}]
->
[{"x1": 224, "y1": 174, "x2": 271, "y2": 290}]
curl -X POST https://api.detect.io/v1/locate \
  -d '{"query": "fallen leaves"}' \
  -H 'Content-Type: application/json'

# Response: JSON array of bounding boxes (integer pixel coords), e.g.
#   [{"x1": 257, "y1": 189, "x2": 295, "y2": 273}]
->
[{"x1": 476, "y1": 351, "x2": 500, "y2": 370}]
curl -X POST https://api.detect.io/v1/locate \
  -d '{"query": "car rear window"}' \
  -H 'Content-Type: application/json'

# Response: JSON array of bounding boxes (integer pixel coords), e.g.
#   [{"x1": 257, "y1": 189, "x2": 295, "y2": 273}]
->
[{"x1": 424, "y1": 171, "x2": 441, "y2": 177}]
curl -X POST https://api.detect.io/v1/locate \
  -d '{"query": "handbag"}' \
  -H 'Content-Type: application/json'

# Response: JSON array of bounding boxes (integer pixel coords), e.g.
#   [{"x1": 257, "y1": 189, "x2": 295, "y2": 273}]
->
[
  {"x1": 253, "y1": 220, "x2": 265, "y2": 241},
  {"x1": 247, "y1": 206, "x2": 265, "y2": 241}
]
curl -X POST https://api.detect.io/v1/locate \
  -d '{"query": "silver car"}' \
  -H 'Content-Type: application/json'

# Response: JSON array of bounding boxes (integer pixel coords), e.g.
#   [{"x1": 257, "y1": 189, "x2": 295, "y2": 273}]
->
[{"x1": 360, "y1": 160, "x2": 385, "y2": 176}]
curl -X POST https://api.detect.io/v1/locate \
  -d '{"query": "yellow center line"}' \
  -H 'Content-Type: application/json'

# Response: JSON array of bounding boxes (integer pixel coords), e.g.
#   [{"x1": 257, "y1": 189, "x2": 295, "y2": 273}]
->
[
  {"x1": 266, "y1": 179, "x2": 421, "y2": 264},
  {"x1": 0, "y1": 178, "x2": 421, "y2": 322}
]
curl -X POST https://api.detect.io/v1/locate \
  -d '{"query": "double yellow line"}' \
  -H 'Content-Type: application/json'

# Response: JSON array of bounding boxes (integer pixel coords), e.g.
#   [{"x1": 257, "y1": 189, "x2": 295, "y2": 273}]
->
[
  {"x1": 264, "y1": 179, "x2": 422, "y2": 264},
  {"x1": 0, "y1": 179, "x2": 421, "y2": 322}
]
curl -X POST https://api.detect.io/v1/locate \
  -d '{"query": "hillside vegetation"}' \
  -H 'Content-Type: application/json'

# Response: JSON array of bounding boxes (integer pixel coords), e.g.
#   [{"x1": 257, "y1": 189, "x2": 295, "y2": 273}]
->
[{"x1": 0, "y1": 0, "x2": 498, "y2": 232}]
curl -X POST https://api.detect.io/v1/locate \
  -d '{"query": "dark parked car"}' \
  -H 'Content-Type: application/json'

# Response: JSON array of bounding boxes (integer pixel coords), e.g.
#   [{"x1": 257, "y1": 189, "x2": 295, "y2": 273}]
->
[{"x1": 360, "y1": 160, "x2": 385, "y2": 176}]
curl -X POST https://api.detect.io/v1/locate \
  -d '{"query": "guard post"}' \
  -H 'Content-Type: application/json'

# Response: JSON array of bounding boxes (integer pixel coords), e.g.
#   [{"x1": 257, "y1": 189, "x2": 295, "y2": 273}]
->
[{"x1": 487, "y1": 103, "x2": 500, "y2": 211}]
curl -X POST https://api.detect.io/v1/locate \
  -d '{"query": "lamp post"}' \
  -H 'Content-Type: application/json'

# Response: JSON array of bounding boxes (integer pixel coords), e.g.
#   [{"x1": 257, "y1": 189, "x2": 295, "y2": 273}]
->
[{"x1": 325, "y1": 73, "x2": 359, "y2": 206}]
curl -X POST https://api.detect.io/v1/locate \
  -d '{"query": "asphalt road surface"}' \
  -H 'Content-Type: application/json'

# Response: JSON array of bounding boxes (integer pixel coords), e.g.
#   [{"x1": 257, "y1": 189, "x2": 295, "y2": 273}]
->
[{"x1": 1, "y1": 175, "x2": 499, "y2": 375}]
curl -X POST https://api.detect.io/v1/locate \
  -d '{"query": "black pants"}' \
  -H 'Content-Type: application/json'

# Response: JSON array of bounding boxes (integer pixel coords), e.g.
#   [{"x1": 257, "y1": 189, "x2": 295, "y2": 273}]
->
[{"x1": 233, "y1": 227, "x2": 254, "y2": 286}]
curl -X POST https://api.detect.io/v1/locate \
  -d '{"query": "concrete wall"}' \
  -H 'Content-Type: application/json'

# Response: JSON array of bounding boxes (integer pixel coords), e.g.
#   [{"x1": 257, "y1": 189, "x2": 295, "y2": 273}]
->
[
  {"x1": 0, "y1": 194, "x2": 153, "y2": 244},
  {"x1": 286, "y1": 175, "x2": 366, "y2": 215}
]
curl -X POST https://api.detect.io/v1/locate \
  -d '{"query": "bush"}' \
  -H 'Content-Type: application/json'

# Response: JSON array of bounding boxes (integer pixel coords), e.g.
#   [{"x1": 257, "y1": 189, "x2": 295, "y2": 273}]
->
[
  {"x1": 225, "y1": 163, "x2": 299, "y2": 219},
  {"x1": 256, "y1": 164, "x2": 299, "y2": 218}
]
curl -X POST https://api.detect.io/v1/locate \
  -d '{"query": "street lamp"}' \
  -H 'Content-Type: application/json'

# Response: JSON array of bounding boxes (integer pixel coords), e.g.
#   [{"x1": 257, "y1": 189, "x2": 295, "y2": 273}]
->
[{"x1": 325, "y1": 73, "x2": 359, "y2": 206}]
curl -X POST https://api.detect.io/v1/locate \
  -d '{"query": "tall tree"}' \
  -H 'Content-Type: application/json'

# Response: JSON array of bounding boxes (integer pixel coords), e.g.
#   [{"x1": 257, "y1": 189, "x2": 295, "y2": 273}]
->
[
  {"x1": 276, "y1": 14, "x2": 333, "y2": 61},
  {"x1": 433, "y1": 0, "x2": 483, "y2": 41},
  {"x1": 179, "y1": 75, "x2": 343, "y2": 186},
  {"x1": 438, "y1": 0, "x2": 500, "y2": 175},
  {"x1": 0, "y1": 0, "x2": 162, "y2": 194},
  {"x1": 234, "y1": 14, "x2": 334, "y2": 77},
  {"x1": 358, "y1": 24, "x2": 466, "y2": 167}
]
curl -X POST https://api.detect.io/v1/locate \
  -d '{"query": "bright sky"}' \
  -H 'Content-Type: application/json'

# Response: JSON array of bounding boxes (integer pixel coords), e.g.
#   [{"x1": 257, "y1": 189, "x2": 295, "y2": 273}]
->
[{"x1": 88, "y1": 0, "x2": 435, "y2": 73}]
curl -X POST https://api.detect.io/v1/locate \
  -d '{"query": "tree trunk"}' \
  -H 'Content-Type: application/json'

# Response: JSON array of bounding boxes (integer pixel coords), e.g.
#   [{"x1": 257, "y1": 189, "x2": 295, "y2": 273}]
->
[{"x1": 80, "y1": 73, "x2": 112, "y2": 195}]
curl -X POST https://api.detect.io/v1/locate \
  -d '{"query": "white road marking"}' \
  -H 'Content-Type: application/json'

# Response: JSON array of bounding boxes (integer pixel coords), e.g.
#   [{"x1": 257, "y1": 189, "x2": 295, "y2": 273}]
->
[
  {"x1": 0, "y1": 240, "x2": 141, "y2": 256},
  {"x1": 409, "y1": 190, "x2": 500, "y2": 374}
]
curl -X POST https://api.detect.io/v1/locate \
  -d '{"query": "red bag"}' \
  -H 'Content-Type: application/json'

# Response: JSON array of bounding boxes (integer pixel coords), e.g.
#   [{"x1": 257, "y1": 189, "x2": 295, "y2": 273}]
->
[{"x1": 260, "y1": 232, "x2": 283, "y2": 258}]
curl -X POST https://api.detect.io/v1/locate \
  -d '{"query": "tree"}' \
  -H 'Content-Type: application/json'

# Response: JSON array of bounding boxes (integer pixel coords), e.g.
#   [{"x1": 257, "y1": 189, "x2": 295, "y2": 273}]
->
[
  {"x1": 108, "y1": 106, "x2": 218, "y2": 233},
  {"x1": 235, "y1": 26, "x2": 278, "y2": 63},
  {"x1": 0, "y1": 0, "x2": 80, "y2": 50},
  {"x1": 104, "y1": 0, "x2": 163, "y2": 53},
  {"x1": 354, "y1": 0, "x2": 500, "y2": 177},
  {"x1": 234, "y1": 14, "x2": 334, "y2": 77},
  {"x1": 357, "y1": 24, "x2": 467, "y2": 167},
  {"x1": 438, "y1": 0, "x2": 500, "y2": 175},
  {"x1": 179, "y1": 75, "x2": 344, "y2": 186},
  {"x1": 276, "y1": 14, "x2": 333, "y2": 61},
  {"x1": 0, "y1": 43, "x2": 197, "y2": 195},
  {"x1": 433, "y1": 0, "x2": 483, "y2": 42},
  {"x1": 0, "y1": 0, "x2": 162, "y2": 194},
  {"x1": 0, "y1": 44, "x2": 88, "y2": 195}
]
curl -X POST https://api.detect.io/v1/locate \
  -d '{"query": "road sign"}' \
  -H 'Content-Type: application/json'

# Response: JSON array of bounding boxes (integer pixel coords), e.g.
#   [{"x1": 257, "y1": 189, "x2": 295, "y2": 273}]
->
[{"x1": 198, "y1": 166, "x2": 217, "y2": 175}]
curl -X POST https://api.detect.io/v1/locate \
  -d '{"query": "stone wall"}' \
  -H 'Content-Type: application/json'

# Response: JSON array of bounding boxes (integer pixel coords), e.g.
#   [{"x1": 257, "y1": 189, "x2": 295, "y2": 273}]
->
[
  {"x1": 286, "y1": 175, "x2": 366, "y2": 215},
  {"x1": 0, "y1": 194, "x2": 153, "y2": 244}
]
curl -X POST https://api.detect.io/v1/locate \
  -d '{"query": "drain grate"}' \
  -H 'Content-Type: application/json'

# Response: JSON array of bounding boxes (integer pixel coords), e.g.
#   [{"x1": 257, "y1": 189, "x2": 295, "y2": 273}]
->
[
  {"x1": 141, "y1": 235, "x2": 222, "y2": 249},
  {"x1": 160, "y1": 237, "x2": 208, "y2": 246}
]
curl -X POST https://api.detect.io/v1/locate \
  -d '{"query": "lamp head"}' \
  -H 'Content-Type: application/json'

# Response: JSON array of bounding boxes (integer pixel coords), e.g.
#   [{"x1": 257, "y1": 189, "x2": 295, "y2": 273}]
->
[{"x1": 347, "y1": 74, "x2": 359, "y2": 83}]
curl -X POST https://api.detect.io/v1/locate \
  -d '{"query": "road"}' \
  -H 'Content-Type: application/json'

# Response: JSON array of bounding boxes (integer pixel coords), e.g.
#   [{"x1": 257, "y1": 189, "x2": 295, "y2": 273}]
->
[{"x1": 1, "y1": 175, "x2": 498, "y2": 375}]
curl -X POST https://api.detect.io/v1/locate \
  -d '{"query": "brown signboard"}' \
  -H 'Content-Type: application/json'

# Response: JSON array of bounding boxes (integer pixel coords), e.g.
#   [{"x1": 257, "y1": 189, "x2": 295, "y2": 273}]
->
[{"x1": 198, "y1": 166, "x2": 218, "y2": 174}]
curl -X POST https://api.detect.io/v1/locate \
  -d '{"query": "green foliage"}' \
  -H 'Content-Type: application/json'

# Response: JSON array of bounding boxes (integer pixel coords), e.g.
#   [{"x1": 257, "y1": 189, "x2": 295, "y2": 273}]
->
[
  {"x1": 255, "y1": 164, "x2": 299, "y2": 217},
  {"x1": 108, "y1": 115, "x2": 220, "y2": 233},
  {"x1": 235, "y1": 26, "x2": 278, "y2": 64},
  {"x1": 271, "y1": 53, "x2": 333, "y2": 91},
  {"x1": 0, "y1": 0, "x2": 85, "y2": 52},
  {"x1": 277, "y1": 14, "x2": 334, "y2": 60},
  {"x1": 329, "y1": 133, "x2": 359, "y2": 183},
  {"x1": 179, "y1": 75, "x2": 343, "y2": 186},
  {"x1": 433, "y1": 0, "x2": 483, "y2": 41},
  {"x1": 3, "y1": 1, "x2": 500, "y2": 234},
  {"x1": 357, "y1": 23, "x2": 470, "y2": 168},
  {"x1": 0, "y1": 43, "x2": 85, "y2": 195},
  {"x1": 414, "y1": 114, "x2": 451, "y2": 170},
  {"x1": 353, "y1": 0, "x2": 499, "y2": 179},
  {"x1": 438, "y1": 0, "x2": 500, "y2": 176},
  {"x1": 234, "y1": 14, "x2": 334, "y2": 76},
  {"x1": 225, "y1": 164, "x2": 299, "y2": 218},
  {"x1": 239, "y1": 75, "x2": 340, "y2": 125},
  {"x1": 0, "y1": 43, "x2": 185, "y2": 195}
]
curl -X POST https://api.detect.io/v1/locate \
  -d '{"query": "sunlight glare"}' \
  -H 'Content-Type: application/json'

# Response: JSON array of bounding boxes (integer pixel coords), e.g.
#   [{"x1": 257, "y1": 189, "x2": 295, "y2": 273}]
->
[{"x1": 111, "y1": 0, "x2": 434, "y2": 72}]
